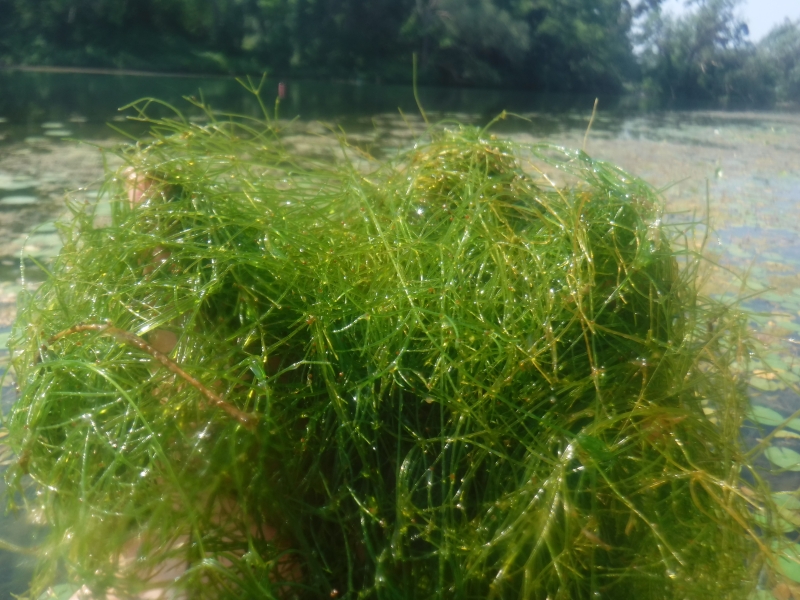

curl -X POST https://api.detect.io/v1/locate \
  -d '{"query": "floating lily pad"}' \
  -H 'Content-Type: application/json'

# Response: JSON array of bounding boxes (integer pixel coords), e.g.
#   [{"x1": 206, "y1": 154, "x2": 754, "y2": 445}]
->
[
  {"x1": 723, "y1": 245, "x2": 752, "y2": 259},
  {"x1": 32, "y1": 221, "x2": 59, "y2": 234},
  {"x1": 0, "y1": 173, "x2": 37, "y2": 191},
  {"x1": 36, "y1": 583, "x2": 82, "y2": 600},
  {"x1": 43, "y1": 129, "x2": 72, "y2": 137},
  {"x1": 781, "y1": 371, "x2": 800, "y2": 384},
  {"x1": 0, "y1": 195, "x2": 38, "y2": 206},
  {"x1": 747, "y1": 406, "x2": 800, "y2": 432},
  {"x1": 23, "y1": 232, "x2": 63, "y2": 258},
  {"x1": 751, "y1": 405, "x2": 786, "y2": 426},
  {"x1": 755, "y1": 511, "x2": 795, "y2": 533},
  {"x1": 766, "y1": 352, "x2": 792, "y2": 370},
  {"x1": 765, "y1": 447, "x2": 800, "y2": 471},
  {"x1": 776, "y1": 321, "x2": 800, "y2": 334},
  {"x1": 41, "y1": 122, "x2": 64, "y2": 129},
  {"x1": 777, "y1": 543, "x2": 800, "y2": 583},
  {"x1": 754, "y1": 511, "x2": 795, "y2": 534},
  {"x1": 0, "y1": 117, "x2": 7, "y2": 124},
  {"x1": 774, "y1": 492, "x2": 800, "y2": 511},
  {"x1": 750, "y1": 376, "x2": 787, "y2": 392},
  {"x1": 762, "y1": 291, "x2": 786, "y2": 303}
]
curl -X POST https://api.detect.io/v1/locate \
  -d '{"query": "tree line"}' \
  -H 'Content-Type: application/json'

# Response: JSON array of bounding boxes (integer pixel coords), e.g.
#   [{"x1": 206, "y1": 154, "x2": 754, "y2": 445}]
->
[{"x1": 0, "y1": 0, "x2": 797, "y2": 106}]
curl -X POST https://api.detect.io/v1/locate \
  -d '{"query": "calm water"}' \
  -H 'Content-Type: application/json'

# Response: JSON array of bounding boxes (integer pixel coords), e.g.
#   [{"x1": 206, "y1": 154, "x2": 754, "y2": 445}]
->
[{"x1": 1, "y1": 70, "x2": 799, "y2": 597}]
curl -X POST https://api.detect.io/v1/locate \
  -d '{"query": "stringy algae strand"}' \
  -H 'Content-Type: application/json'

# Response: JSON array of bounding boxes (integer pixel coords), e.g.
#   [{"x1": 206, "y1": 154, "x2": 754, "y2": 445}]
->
[{"x1": 2, "y1": 97, "x2": 790, "y2": 599}]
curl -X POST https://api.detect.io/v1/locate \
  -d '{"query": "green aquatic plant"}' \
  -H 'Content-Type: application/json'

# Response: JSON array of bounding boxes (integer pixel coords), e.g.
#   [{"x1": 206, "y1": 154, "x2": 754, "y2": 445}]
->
[{"x1": 1, "y1": 100, "x2": 787, "y2": 599}]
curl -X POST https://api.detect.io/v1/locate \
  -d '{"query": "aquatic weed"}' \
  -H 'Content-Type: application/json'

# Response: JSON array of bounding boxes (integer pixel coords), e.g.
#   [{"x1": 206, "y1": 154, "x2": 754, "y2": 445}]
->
[{"x1": 2, "y1": 98, "x2": 785, "y2": 599}]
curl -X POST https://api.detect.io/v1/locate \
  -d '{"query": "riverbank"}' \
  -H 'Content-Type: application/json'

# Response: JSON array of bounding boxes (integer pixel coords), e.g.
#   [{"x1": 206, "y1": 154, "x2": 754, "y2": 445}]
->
[{"x1": 0, "y1": 64, "x2": 233, "y2": 78}]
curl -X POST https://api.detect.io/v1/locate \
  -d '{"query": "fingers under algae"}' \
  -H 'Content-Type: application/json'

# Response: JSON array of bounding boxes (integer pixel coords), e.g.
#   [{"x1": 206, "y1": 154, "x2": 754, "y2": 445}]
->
[{"x1": 1, "y1": 103, "x2": 789, "y2": 599}]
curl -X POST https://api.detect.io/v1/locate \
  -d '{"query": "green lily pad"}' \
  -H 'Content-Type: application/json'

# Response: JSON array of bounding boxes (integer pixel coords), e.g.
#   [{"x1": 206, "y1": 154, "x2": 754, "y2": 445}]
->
[
  {"x1": 40, "y1": 122, "x2": 64, "y2": 129},
  {"x1": 0, "y1": 195, "x2": 38, "y2": 206},
  {"x1": 780, "y1": 298, "x2": 800, "y2": 311},
  {"x1": 43, "y1": 129, "x2": 72, "y2": 137},
  {"x1": 750, "y1": 376, "x2": 787, "y2": 392},
  {"x1": 36, "y1": 583, "x2": 82, "y2": 600},
  {"x1": 32, "y1": 221, "x2": 59, "y2": 234},
  {"x1": 749, "y1": 406, "x2": 800, "y2": 433},
  {"x1": 751, "y1": 314, "x2": 772, "y2": 327},
  {"x1": 751, "y1": 405, "x2": 785, "y2": 426},
  {"x1": 773, "y1": 320, "x2": 800, "y2": 334},
  {"x1": 774, "y1": 492, "x2": 800, "y2": 511},
  {"x1": 765, "y1": 352, "x2": 792, "y2": 370},
  {"x1": 777, "y1": 542, "x2": 800, "y2": 583},
  {"x1": 754, "y1": 511, "x2": 795, "y2": 533},
  {"x1": 0, "y1": 173, "x2": 37, "y2": 191},
  {"x1": 725, "y1": 245, "x2": 752, "y2": 259},
  {"x1": 765, "y1": 446, "x2": 800, "y2": 471},
  {"x1": 781, "y1": 371, "x2": 800, "y2": 384},
  {"x1": 762, "y1": 291, "x2": 786, "y2": 303}
]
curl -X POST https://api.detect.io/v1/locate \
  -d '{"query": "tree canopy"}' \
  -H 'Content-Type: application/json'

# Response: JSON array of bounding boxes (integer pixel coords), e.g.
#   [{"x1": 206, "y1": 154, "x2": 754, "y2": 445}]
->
[
  {"x1": 0, "y1": 0, "x2": 798, "y2": 105},
  {"x1": 0, "y1": 0, "x2": 635, "y2": 92}
]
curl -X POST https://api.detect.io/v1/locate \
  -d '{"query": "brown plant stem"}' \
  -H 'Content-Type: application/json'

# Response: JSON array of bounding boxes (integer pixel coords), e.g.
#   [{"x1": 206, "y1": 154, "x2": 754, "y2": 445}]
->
[{"x1": 47, "y1": 323, "x2": 258, "y2": 430}]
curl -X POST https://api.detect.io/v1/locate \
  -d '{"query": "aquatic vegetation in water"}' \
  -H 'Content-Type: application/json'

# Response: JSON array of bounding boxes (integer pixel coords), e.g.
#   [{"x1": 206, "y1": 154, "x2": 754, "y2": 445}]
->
[{"x1": 1, "y1": 98, "x2": 792, "y2": 599}]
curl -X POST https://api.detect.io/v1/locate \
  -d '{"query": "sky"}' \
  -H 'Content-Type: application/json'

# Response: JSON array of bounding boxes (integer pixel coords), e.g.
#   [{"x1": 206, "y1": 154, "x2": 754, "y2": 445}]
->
[{"x1": 661, "y1": 0, "x2": 800, "y2": 41}]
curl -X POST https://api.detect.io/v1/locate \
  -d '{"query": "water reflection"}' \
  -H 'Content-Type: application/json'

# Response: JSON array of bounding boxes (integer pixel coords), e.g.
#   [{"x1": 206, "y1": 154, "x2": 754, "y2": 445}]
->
[{"x1": 0, "y1": 70, "x2": 619, "y2": 143}]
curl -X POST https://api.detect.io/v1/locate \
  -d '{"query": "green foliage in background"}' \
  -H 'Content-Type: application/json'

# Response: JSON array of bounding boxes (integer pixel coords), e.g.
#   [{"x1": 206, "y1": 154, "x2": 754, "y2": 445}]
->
[
  {"x1": 0, "y1": 0, "x2": 628, "y2": 92},
  {"x1": 1, "y1": 95, "x2": 788, "y2": 598},
  {"x1": 635, "y1": 0, "x2": 798, "y2": 107},
  {"x1": 402, "y1": 0, "x2": 635, "y2": 91},
  {"x1": 637, "y1": 0, "x2": 752, "y2": 102},
  {"x1": 757, "y1": 19, "x2": 800, "y2": 103},
  {"x1": 0, "y1": 0, "x2": 798, "y2": 104}
]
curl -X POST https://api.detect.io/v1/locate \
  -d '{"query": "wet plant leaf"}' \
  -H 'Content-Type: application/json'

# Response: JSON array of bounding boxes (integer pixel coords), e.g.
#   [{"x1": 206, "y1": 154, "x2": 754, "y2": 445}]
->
[
  {"x1": 36, "y1": 584, "x2": 82, "y2": 600},
  {"x1": 773, "y1": 492, "x2": 800, "y2": 512},
  {"x1": 751, "y1": 405, "x2": 785, "y2": 426},
  {"x1": 765, "y1": 447, "x2": 800, "y2": 471},
  {"x1": 750, "y1": 376, "x2": 787, "y2": 392},
  {"x1": 778, "y1": 543, "x2": 800, "y2": 584}
]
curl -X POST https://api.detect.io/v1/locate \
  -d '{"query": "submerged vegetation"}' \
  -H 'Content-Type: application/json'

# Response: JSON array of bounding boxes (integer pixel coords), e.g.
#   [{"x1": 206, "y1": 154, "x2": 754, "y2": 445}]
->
[{"x1": 1, "y1": 93, "x2": 795, "y2": 598}]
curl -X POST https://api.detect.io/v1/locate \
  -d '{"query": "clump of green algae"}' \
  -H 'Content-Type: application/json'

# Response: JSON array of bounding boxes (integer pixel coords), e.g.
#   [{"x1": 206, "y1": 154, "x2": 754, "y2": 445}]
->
[{"x1": 2, "y1": 100, "x2": 783, "y2": 598}]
